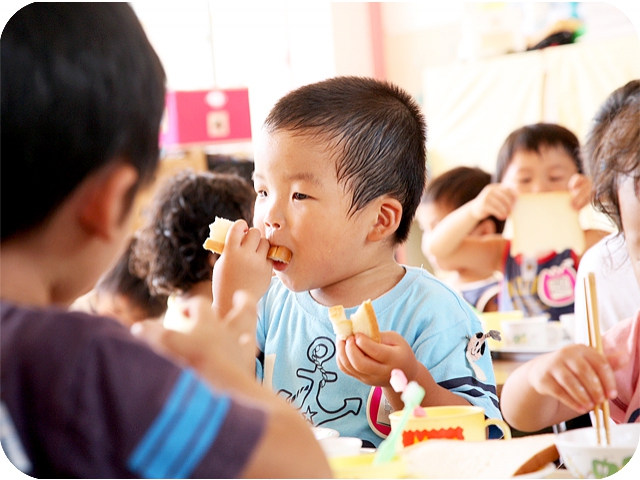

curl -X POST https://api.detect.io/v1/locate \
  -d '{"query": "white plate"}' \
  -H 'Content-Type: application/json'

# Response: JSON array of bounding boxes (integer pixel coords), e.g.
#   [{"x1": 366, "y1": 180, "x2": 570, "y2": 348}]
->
[{"x1": 312, "y1": 426, "x2": 340, "y2": 440}]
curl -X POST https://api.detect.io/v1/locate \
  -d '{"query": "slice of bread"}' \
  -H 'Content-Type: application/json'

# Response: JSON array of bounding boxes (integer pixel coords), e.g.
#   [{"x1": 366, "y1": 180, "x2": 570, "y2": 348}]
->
[
  {"x1": 202, "y1": 217, "x2": 234, "y2": 254},
  {"x1": 328, "y1": 300, "x2": 381, "y2": 343},
  {"x1": 350, "y1": 299, "x2": 381, "y2": 343},
  {"x1": 267, "y1": 245, "x2": 292, "y2": 264},
  {"x1": 328, "y1": 305, "x2": 353, "y2": 340}
]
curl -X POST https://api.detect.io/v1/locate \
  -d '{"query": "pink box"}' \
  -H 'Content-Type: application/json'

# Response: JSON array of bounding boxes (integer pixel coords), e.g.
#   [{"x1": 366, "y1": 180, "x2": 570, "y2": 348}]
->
[{"x1": 160, "y1": 88, "x2": 252, "y2": 147}]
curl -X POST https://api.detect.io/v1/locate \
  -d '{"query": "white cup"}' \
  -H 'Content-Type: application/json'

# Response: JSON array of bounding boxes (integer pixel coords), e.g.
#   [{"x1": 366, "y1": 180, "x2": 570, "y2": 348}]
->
[
  {"x1": 318, "y1": 436, "x2": 362, "y2": 458},
  {"x1": 501, "y1": 316, "x2": 549, "y2": 349}
]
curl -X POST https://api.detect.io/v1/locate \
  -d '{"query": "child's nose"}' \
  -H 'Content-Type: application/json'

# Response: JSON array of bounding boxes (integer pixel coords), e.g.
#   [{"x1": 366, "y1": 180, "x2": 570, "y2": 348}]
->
[{"x1": 262, "y1": 203, "x2": 283, "y2": 230}]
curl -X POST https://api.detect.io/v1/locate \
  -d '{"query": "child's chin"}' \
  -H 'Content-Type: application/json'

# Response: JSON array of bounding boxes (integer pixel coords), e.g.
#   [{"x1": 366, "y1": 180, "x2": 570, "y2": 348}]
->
[{"x1": 275, "y1": 272, "x2": 308, "y2": 293}]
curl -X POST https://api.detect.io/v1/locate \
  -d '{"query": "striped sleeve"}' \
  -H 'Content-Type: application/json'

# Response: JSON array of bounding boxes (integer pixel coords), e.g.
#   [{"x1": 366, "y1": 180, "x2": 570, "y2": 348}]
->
[{"x1": 128, "y1": 368, "x2": 266, "y2": 478}]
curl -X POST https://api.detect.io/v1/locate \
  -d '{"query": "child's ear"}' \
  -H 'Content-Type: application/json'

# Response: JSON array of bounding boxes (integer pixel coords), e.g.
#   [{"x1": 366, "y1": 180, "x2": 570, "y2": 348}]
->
[
  {"x1": 367, "y1": 196, "x2": 403, "y2": 242},
  {"x1": 77, "y1": 163, "x2": 139, "y2": 240}
]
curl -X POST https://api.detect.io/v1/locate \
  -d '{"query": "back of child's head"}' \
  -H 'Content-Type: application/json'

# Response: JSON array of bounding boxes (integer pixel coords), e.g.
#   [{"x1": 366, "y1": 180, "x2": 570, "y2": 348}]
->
[
  {"x1": 132, "y1": 170, "x2": 256, "y2": 295},
  {"x1": 495, "y1": 123, "x2": 582, "y2": 182},
  {"x1": 95, "y1": 238, "x2": 168, "y2": 322},
  {"x1": 421, "y1": 166, "x2": 505, "y2": 233},
  {"x1": 585, "y1": 80, "x2": 640, "y2": 231},
  {"x1": 263, "y1": 76, "x2": 427, "y2": 244},
  {"x1": 1, "y1": 3, "x2": 166, "y2": 242}
]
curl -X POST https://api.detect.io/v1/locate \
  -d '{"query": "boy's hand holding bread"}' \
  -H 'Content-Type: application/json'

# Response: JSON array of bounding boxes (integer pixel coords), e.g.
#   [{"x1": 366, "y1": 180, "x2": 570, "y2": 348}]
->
[
  {"x1": 204, "y1": 216, "x2": 292, "y2": 263},
  {"x1": 206, "y1": 218, "x2": 273, "y2": 318},
  {"x1": 331, "y1": 301, "x2": 418, "y2": 395}
]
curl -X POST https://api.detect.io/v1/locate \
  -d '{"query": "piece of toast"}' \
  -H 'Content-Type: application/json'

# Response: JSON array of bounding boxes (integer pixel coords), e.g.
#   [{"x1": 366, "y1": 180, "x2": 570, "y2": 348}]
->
[
  {"x1": 350, "y1": 299, "x2": 381, "y2": 343},
  {"x1": 328, "y1": 299, "x2": 381, "y2": 343},
  {"x1": 328, "y1": 305, "x2": 353, "y2": 340},
  {"x1": 202, "y1": 218, "x2": 292, "y2": 264},
  {"x1": 267, "y1": 245, "x2": 292, "y2": 264},
  {"x1": 202, "y1": 217, "x2": 234, "y2": 254}
]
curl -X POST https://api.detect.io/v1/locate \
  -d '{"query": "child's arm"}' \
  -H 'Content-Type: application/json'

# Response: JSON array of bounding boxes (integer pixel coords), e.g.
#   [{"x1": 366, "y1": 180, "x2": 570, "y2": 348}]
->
[
  {"x1": 211, "y1": 220, "x2": 273, "y2": 319},
  {"x1": 500, "y1": 344, "x2": 620, "y2": 432},
  {"x1": 336, "y1": 331, "x2": 471, "y2": 411},
  {"x1": 425, "y1": 184, "x2": 514, "y2": 273},
  {"x1": 133, "y1": 291, "x2": 331, "y2": 478}
]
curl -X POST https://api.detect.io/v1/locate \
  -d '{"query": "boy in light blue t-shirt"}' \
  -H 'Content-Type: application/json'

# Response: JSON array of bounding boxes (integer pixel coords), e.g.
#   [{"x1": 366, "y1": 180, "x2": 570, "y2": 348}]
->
[{"x1": 213, "y1": 76, "x2": 502, "y2": 447}]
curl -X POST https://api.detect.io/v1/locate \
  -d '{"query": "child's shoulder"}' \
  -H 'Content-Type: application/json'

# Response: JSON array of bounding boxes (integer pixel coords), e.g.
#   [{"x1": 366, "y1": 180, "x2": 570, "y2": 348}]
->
[
  {"x1": 391, "y1": 266, "x2": 480, "y2": 317},
  {"x1": 2, "y1": 302, "x2": 133, "y2": 357}
]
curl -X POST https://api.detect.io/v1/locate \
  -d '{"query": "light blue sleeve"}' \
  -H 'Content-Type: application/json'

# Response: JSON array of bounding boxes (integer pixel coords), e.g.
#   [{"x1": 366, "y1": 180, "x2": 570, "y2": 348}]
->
[{"x1": 407, "y1": 278, "x2": 502, "y2": 421}]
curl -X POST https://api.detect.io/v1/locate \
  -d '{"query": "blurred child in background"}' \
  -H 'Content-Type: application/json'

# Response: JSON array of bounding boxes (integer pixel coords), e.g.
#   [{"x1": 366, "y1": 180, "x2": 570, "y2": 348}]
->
[
  {"x1": 71, "y1": 238, "x2": 168, "y2": 327},
  {"x1": 416, "y1": 166, "x2": 504, "y2": 312},
  {"x1": 132, "y1": 170, "x2": 256, "y2": 332},
  {"x1": 426, "y1": 123, "x2": 607, "y2": 319},
  {"x1": 500, "y1": 81, "x2": 640, "y2": 431}
]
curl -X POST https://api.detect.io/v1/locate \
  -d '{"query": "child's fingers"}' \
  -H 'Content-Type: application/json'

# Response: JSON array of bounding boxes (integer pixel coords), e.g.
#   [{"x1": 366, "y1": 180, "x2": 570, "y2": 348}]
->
[
  {"x1": 335, "y1": 339, "x2": 355, "y2": 375},
  {"x1": 225, "y1": 219, "x2": 250, "y2": 246},
  {"x1": 344, "y1": 335, "x2": 381, "y2": 373},
  {"x1": 545, "y1": 363, "x2": 598, "y2": 412},
  {"x1": 241, "y1": 227, "x2": 264, "y2": 251},
  {"x1": 584, "y1": 351, "x2": 618, "y2": 400},
  {"x1": 338, "y1": 338, "x2": 363, "y2": 378},
  {"x1": 561, "y1": 352, "x2": 613, "y2": 407}
]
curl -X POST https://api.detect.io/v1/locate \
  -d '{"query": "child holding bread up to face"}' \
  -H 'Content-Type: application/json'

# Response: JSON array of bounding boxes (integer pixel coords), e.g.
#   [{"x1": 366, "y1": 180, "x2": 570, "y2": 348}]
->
[
  {"x1": 425, "y1": 123, "x2": 609, "y2": 320},
  {"x1": 500, "y1": 80, "x2": 640, "y2": 432},
  {"x1": 211, "y1": 76, "x2": 503, "y2": 447}
]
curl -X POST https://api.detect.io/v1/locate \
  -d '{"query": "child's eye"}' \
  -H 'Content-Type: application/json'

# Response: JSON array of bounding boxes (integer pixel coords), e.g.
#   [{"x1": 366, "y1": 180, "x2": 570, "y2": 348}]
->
[
  {"x1": 256, "y1": 190, "x2": 267, "y2": 198},
  {"x1": 549, "y1": 177, "x2": 564, "y2": 182},
  {"x1": 517, "y1": 178, "x2": 532, "y2": 184},
  {"x1": 292, "y1": 192, "x2": 309, "y2": 200}
]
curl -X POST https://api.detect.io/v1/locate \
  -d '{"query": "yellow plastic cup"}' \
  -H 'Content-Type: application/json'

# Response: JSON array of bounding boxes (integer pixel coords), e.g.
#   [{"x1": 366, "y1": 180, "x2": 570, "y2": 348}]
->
[
  {"x1": 389, "y1": 405, "x2": 511, "y2": 451},
  {"x1": 329, "y1": 453, "x2": 406, "y2": 479},
  {"x1": 479, "y1": 310, "x2": 524, "y2": 351}
]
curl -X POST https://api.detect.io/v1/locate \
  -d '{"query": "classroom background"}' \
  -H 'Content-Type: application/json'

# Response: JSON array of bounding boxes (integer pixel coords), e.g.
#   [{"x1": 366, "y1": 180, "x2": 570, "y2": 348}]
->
[{"x1": 8, "y1": 1, "x2": 636, "y2": 271}]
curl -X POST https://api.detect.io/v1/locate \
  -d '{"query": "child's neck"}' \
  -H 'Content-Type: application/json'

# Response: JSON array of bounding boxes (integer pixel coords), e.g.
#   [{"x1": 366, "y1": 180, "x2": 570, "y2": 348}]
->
[{"x1": 309, "y1": 260, "x2": 405, "y2": 308}]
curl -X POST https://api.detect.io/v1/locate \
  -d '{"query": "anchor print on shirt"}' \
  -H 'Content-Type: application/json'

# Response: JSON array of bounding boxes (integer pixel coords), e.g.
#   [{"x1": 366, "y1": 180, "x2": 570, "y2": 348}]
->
[{"x1": 277, "y1": 336, "x2": 362, "y2": 426}]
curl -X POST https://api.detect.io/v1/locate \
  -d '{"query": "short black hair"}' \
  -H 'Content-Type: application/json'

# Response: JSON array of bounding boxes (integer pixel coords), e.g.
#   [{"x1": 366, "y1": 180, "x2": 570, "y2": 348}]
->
[
  {"x1": 585, "y1": 80, "x2": 640, "y2": 232},
  {"x1": 96, "y1": 238, "x2": 168, "y2": 319},
  {"x1": 422, "y1": 166, "x2": 505, "y2": 233},
  {"x1": 263, "y1": 76, "x2": 427, "y2": 244},
  {"x1": 495, "y1": 123, "x2": 581, "y2": 183},
  {"x1": 132, "y1": 171, "x2": 256, "y2": 295},
  {"x1": 1, "y1": 3, "x2": 166, "y2": 241}
]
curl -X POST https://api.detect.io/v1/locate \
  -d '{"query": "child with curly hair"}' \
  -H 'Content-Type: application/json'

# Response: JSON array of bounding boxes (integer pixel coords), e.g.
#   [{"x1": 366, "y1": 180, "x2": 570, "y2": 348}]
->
[{"x1": 132, "y1": 170, "x2": 256, "y2": 332}]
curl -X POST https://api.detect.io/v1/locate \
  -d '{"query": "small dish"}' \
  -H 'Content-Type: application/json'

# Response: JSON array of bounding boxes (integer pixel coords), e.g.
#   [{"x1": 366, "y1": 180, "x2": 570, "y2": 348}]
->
[
  {"x1": 319, "y1": 436, "x2": 363, "y2": 458},
  {"x1": 313, "y1": 426, "x2": 340, "y2": 440}
]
